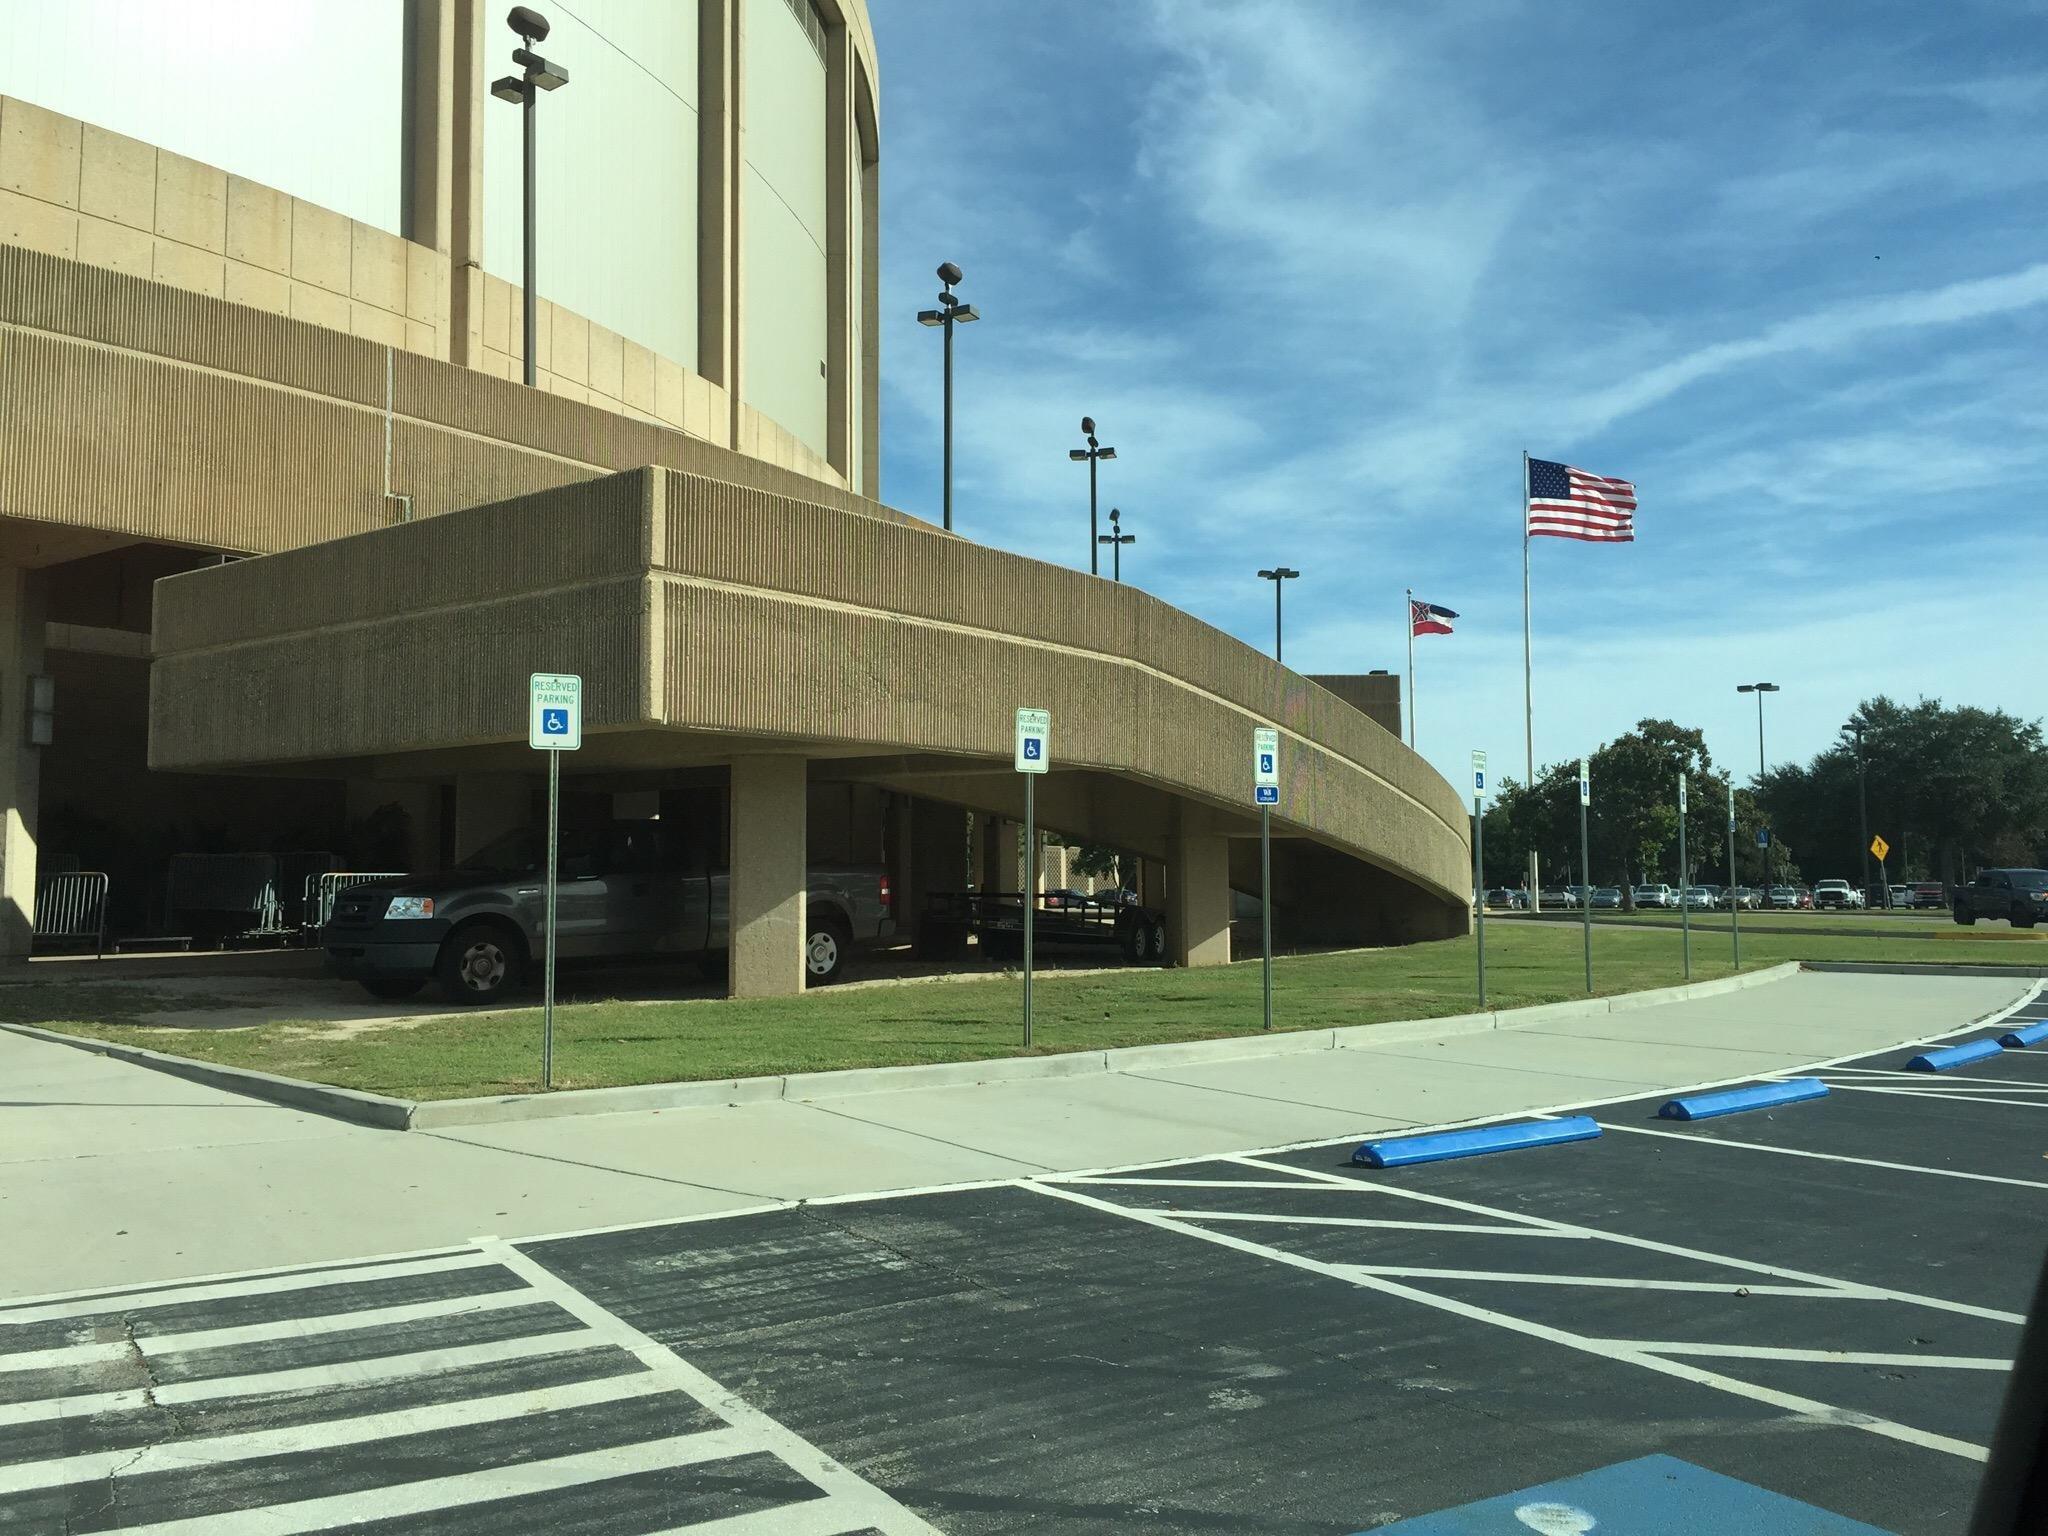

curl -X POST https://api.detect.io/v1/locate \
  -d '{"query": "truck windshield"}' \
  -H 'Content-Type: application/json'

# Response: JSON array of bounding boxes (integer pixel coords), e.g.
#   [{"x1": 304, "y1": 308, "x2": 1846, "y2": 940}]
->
[
  {"x1": 455, "y1": 828, "x2": 602, "y2": 876},
  {"x1": 2013, "y1": 871, "x2": 2048, "y2": 892}
]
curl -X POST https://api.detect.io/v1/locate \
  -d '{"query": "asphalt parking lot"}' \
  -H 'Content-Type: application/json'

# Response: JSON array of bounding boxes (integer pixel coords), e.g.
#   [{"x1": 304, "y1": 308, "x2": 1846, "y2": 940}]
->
[{"x1": 4, "y1": 985, "x2": 2044, "y2": 1534}]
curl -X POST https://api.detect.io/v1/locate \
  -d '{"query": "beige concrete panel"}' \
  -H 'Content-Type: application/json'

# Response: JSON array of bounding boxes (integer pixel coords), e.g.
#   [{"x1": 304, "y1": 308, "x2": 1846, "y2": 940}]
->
[
  {"x1": 223, "y1": 260, "x2": 292, "y2": 317},
  {"x1": 546, "y1": 375, "x2": 590, "y2": 405},
  {"x1": 291, "y1": 281, "x2": 351, "y2": 333},
  {"x1": 729, "y1": 754, "x2": 806, "y2": 997},
  {"x1": 654, "y1": 354, "x2": 686, "y2": 427},
  {"x1": 405, "y1": 319, "x2": 439, "y2": 357},
  {"x1": 0, "y1": 98, "x2": 81, "y2": 209},
  {"x1": 482, "y1": 271, "x2": 513, "y2": 358},
  {"x1": 587, "y1": 323, "x2": 624, "y2": 403},
  {"x1": 290, "y1": 198, "x2": 353, "y2": 292},
  {"x1": 1169, "y1": 830, "x2": 1231, "y2": 967},
  {"x1": 78, "y1": 125, "x2": 155, "y2": 230},
  {"x1": 621, "y1": 340, "x2": 655, "y2": 414},
  {"x1": 75, "y1": 216, "x2": 153, "y2": 279},
  {"x1": 406, "y1": 242, "x2": 448, "y2": 325},
  {"x1": 225, "y1": 176, "x2": 292, "y2": 272},
  {"x1": 350, "y1": 223, "x2": 409, "y2": 312},
  {"x1": 351, "y1": 301, "x2": 407, "y2": 348},
  {"x1": 551, "y1": 305, "x2": 588, "y2": 385},
  {"x1": 0, "y1": 187, "x2": 77, "y2": 260},
  {"x1": 0, "y1": 565, "x2": 45, "y2": 962},
  {"x1": 152, "y1": 241, "x2": 226, "y2": 299},
  {"x1": 153, "y1": 151, "x2": 227, "y2": 254}
]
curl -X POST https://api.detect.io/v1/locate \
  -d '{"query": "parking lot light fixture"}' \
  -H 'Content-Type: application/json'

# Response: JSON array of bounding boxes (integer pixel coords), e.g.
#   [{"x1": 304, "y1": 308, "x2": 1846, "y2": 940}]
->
[
  {"x1": 495, "y1": 7, "x2": 570, "y2": 389},
  {"x1": 1257, "y1": 566, "x2": 1300, "y2": 664},
  {"x1": 1737, "y1": 682, "x2": 1780, "y2": 886},
  {"x1": 1096, "y1": 506, "x2": 1135, "y2": 582},
  {"x1": 916, "y1": 262, "x2": 978, "y2": 533},
  {"x1": 1071, "y1": 417, "x2": 1117, "y2": 574}
]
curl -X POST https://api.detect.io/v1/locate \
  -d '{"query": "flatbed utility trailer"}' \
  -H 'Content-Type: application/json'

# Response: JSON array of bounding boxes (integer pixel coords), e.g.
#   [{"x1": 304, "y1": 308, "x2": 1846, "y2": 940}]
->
[{"x1": 919, "y1": 890, "x2": 1170, "y2": 965}]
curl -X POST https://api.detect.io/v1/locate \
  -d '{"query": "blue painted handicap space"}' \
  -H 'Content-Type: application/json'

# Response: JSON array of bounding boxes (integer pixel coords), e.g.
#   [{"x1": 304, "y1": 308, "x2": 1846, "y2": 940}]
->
[{"x1": 1361, "y1": 1454, "x2": 1895, "y2": 1534}]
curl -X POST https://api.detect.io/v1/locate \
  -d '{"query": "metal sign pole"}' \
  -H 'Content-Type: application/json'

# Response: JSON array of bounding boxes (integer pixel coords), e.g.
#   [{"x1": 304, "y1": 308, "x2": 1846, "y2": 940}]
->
[
  {"x1": 1474, "y1": 795, "x2": 1487, "y2": 1009},
  {"x1": 543, "y1": 746, "x2": 559, "y2": 1088},
  {"x1": 1578, "y1": 759, "x2": 1592, "y2": 995},
  {"x1": 1261, "y1": 803, "x2": 1273, "y2": 1031},
  {"x1": 1728, "y1": 782, "x2": 1740, "y2": 971},
  {"x1": 1023, "y1": 773, "x2": 1035, "y2": 1049},
  {"x1": 1678, "y1": 772, "x2": 1691, "y2": 981}
]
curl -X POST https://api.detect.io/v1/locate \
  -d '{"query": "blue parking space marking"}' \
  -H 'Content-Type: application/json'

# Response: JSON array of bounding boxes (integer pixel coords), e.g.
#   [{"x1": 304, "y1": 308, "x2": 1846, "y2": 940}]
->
[
  {"x1": 2000, "y1": 1019, "x2": 2048, "y2": 1048},
  {"x1": 1658, "y1": 1077, "x2": 1827, "y2": 1120},
  {"x1": 1364, "y1": 1454, "x2": 1895, "y2": 1534},
  {"x1": 1352, "y1": 1115, "x2": 1600, "y2": 1169}
]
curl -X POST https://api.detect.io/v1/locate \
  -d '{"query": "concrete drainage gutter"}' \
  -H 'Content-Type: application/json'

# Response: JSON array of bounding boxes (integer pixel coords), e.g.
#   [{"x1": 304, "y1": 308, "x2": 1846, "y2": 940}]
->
[{"x1": 5, "y1": 961, "x2": 1806, "y2": 1132}]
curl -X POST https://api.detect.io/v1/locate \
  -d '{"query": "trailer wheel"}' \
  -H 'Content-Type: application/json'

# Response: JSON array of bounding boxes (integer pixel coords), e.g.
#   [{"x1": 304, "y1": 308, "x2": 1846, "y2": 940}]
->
[{"x1": 1148, "y1": 917, "x2": 1170, "y2": 964}]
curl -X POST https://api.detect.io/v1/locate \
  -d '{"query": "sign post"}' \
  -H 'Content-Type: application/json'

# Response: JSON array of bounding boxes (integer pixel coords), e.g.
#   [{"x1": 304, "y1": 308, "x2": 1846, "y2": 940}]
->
[
  {"x1": 1254, "y1": 727, "x2": 1279, "y2": 1032},
  {"x1": 1014, "y1": 707, "x2": 1050, "y2": 1048},
  {"x1": 1677, "y1": 772, "x2": 1691, "y2": 980},
  {"x1": 1472, "y1": 750, "x2": 1488, "y2": 1009},
  {"x1": 1727, "y1": 781, "x2": 1741, "y2": 971},
  {"x1": 1871, "y1": 834, "x2": 1891, "y2": 909},
  {"x1": 528, "y1": 672, "x2": 582, "y2": 1089},
  {"x1": 1578, "y1": 757, "x2": 1592, "y2": 994}
]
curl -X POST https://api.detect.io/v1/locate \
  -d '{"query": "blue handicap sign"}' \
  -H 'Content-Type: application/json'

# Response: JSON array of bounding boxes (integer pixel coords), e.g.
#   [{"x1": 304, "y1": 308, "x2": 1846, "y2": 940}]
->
[
  {"x1": 1755, "y1": 826, "x2": 1771, "y2": 847},
  {"x1": 542, "y1": 708, "x2": 569, "y2": 736},
  {"x1": 1362, "y1": 1454, "x2": 1895, "y2": 1535},
  {"x1": 1259, "y1": 752, "x2": 1274, "y2": 773},
  {"x1": 1474, "y1": 771, "x2": 1486, "y2": 792},
  {"x1": 1022, "y1": 737, "x2": 1042, "y2": 761},
  {"x1": 1256, "y1": 785, "x2": 1278, "y2": 805}
]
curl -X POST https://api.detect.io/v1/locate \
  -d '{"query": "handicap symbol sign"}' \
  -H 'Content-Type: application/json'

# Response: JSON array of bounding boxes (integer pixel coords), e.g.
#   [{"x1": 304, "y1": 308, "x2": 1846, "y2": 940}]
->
[
  {"x1": 542, "y1": 709, "x2": 569, "y2": 736},
  {"x1": 1259, "y1": 753, "x2": 1274, "y2": 774},
  {"x1": 1022, "y1": 737, "x2": 1042, "y2": 761}
]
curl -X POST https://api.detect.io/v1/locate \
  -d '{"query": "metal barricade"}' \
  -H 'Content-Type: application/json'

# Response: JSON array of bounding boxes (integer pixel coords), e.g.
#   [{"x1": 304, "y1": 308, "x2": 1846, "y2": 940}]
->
[
  {"x1": 33, "y1": 871, "x2": 110, "y2": 958},
  {"x1": 305, "y1": 872, "x2": 406, "y2": 936}
]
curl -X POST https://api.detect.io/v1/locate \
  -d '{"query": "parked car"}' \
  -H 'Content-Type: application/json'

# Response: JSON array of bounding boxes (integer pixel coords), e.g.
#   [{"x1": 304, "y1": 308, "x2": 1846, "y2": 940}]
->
[
  {"x1": 1952, "y1": 868, "x2": 2048, "y2": 928},
  {"x1": 1042, "y1": 887, "x2": 1095, "y2": 909},
  {"x1": 323, "y1": 820, "x2": 895, "y2": 1002},
  {"x1": 1094, "y1": 887, "x2": 1141, "y2": 907},
  {"x1": 1812, "y1": 879, "x2": 1863, "y2": 910},
  {"x1": 1680, "y1": 886, "x2": 1718, "y2": 910},
  {"x1": 1592, "y1": 887, "x2": 1622, "y2": 909},
  {"x1": 1632, "y1": 884, "x2": 1678, "y2": 909},
  {"x1": 1910, "y1": 881, "x2": 1945, "y2": 910},
  {"x1": 1540, "y1": 887, "x2": 1574, "y2": 910},
  {"x1": 1767, "y1": 885, "x2": 1801, "y2": 909}
]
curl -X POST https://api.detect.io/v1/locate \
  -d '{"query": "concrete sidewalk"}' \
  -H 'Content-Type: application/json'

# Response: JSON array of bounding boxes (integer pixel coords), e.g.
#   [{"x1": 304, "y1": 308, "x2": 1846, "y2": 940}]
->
[{"x1": 3, "y1": 969, "x2": 2031, "y2": 1300}]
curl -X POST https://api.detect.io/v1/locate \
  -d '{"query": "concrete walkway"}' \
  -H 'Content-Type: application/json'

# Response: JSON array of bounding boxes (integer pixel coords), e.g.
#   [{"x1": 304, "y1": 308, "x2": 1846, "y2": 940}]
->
[{"x1": 3, "y1": 969, "x2": 2030, "y2": 1300}]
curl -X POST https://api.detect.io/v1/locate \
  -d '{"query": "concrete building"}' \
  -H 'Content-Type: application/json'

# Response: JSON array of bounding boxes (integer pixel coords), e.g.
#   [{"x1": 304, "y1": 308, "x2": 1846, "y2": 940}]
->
[{"x1": 0, "y1": 0, "x2": 1470, "y2": 994}]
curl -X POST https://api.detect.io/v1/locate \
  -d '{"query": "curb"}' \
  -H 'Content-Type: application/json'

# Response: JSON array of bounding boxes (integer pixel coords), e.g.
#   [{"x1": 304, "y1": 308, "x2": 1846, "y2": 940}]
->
[
  {"x1": 1801, "y1": 960, "x2": 2048, "y2": 980},
  {"x1": 1, "y1": 961, "x2": 1810, "y2": 1133}
]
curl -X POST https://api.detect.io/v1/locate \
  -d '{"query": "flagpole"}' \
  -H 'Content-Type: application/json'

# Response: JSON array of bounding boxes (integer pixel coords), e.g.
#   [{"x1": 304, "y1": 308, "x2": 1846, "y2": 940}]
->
[
  {"x1": 1523, "y1": 450, "x2": 1537, "y2": 903},
  {"x1": 1405, "y1": 587, "x2": 1415, "y2": 748}
]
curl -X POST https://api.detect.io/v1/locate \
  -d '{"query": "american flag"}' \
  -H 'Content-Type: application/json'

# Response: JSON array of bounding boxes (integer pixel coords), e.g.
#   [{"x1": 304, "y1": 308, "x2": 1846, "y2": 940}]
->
[
  {"x1": 1410, "y1": 599, "x2": 1457, "y2": 637},
  {"x1": 1526, "y1": 458, "x2": 1637, "y2": 542}
]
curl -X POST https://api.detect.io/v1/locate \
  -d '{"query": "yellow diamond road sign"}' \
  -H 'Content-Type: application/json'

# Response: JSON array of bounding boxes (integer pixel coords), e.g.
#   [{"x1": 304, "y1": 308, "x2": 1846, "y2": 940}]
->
[{"x1": 1870, "y1": 834, "x2": 1890, "y2": 861}]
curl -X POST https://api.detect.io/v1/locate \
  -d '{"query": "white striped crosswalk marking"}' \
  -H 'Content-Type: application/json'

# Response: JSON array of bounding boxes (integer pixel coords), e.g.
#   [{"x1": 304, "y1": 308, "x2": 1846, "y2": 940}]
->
[{"x1": 0, "y1": 1245, "x2": 942, "y2": 1535}]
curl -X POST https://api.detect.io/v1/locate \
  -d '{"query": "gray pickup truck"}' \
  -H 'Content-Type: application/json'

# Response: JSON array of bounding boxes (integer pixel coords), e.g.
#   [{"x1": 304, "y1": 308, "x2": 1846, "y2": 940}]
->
[{"x1": 323, "y1": 820, "x2": 894, "y2": 1003}]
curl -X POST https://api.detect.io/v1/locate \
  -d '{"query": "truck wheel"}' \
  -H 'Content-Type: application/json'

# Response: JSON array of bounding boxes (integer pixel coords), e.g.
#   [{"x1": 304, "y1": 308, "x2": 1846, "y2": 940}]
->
[
  {"x1": 805, "y1": 912, "x2": 852, "y2": 985},
  {"x1": 360, "y1": 978, "x2": 425, "y2": 1001},
  {"x1": 1148, "y1": 918, "x2": 1170, "y2": 964},
  {"x1": 2015, "y1": 909, "x2": 2037, "y2": 930},
  {"x1": 435, "y1": 922, "x2": 526, "y2": 1005},
  {"x1": 1954, "y1": 908, "x2": 1974, "y2": 925}
]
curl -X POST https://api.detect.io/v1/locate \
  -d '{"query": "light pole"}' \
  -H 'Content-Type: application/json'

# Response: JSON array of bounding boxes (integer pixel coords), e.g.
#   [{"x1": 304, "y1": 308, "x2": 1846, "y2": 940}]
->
[
  {"x1": 1737, "y1": 682, "x2": 1780, "y2": 888},
  {"x1": 1069, "y1": 417, "x2": 1116, "y2": 574},
  {"x1": 916, "y1": 261, "x2": 978, "y2": 533},
  {"x1": 1096, "y1": 506, "x2": 1134, "y2": 582},
  {"x1": 490, "y1": 8, "x2": 570, "y2": 389},
  {"x1": 1258, "y1": 567, "x2": 1300, "y2": 664},
  {"x1": 1854, "y1": 722, "x2": 1871, "y2": 900}
]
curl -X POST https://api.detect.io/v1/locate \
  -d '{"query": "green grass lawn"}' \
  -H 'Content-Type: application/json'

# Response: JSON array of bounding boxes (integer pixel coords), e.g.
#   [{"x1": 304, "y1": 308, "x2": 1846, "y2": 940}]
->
[
  {"x1": 14, "y1": 922, "x2": 2042, "y2": 1101},
  {"x1": 1520, "y1": 909, "x2": 2040, "y2": 938}
]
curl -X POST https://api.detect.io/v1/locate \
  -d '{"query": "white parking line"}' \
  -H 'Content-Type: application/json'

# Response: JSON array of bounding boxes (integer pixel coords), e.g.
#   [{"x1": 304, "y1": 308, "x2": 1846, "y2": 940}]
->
[
  {"x1": 1026, "y1": 1180, "x2": 1990, "y2": 1464},
  {"x1": 0, "y1": 1251, "x2": 494, "y2": 1328},
  {"x1": 1613, "y1": 1340, "x2": 2012, "y2": 1371},
  {"x1": 1223, "y1": 1155, "x2": 2026, "y2": 1324},
  {"x1": 0, "y1": 1363, "x2": 672, "y2": 1495},
  {"x1": 0, "y1": 1286, "x2": 544, "y2": 1373},
  {"x1": 1814, "y1": 1083, "x2": 2048, "y2": 1111},
  {"x1": 1594, "y1": 1120, "x2": 2048, "y2": 1191},
  {"x1": 1820, "y1": 1068, "x2": 2048, "y2": 1088},
  {"x1": 1165, "y1": 1213, "x2": 1582, "y2": 1237},
  {"x1": 1335, "y1": 1267, "x2": 1864, "y2": 1298}
]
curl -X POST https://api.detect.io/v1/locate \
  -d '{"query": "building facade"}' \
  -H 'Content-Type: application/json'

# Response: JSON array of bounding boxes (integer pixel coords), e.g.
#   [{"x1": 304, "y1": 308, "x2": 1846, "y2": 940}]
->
[{"x1": 0, "y1": 0, "x2": 1471, "y2": 990}]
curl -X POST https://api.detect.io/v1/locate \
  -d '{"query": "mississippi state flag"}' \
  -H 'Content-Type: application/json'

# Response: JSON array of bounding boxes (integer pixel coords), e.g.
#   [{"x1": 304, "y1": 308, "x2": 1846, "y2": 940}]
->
[{"x1": 1411, "y1": 599, "x2": 1457, "y2": 637}]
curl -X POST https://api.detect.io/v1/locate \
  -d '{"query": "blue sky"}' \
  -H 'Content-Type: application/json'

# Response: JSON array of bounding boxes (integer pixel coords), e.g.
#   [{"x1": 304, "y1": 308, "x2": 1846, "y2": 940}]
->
[{"x1": 868, "y1": 0, "x2": 2048, "y2": 794}]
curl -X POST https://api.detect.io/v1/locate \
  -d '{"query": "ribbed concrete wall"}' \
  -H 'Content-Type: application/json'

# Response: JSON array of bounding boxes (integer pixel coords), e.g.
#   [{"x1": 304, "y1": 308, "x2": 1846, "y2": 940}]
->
[{"x1": 150, "y1": 468, "x2": 1473, "y2": 910}]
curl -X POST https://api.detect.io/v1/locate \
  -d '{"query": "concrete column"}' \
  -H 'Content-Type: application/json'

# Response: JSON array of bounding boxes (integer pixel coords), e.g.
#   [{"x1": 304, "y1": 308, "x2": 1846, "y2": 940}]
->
[
  {"x1": 452, "y1": 772, "x2": 530, "y2": 862},
  {"x1": 446, "y1": 0, "x2": 487, "y2": 368},
  {"x1": 1140, "y1": 857, "x2": 1166, "y2": 909},
  {"x1": 729, "y1": 755, "x2": 806, "y2": 998},
  {"x1": 822, "y1": 18, "x2": 853, "y2": 481},
  {"x1": 905, "y1": 799, "x2": 968, "y2": 936},
  {"x1": 978, "y1": 815, "x2": 1003, "y2": 891},
  {"x1": 1168, "y1": 831, "x2": 1232, "y2": 968},
  {"x1": 0, "y1": 566, "x2": 46, "y2": 964}
]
